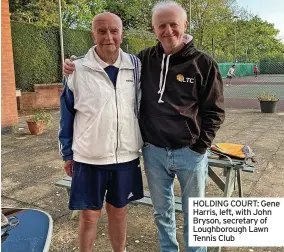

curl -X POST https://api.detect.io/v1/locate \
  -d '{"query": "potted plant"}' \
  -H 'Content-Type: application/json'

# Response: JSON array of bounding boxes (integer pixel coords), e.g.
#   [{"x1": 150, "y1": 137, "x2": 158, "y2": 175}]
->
[
  {"x1": 26, "y1": 111, "x2": 52, "y2": 135},
  {"x1": 257, "y1": 92, "x2": 279, "y2": 113}
]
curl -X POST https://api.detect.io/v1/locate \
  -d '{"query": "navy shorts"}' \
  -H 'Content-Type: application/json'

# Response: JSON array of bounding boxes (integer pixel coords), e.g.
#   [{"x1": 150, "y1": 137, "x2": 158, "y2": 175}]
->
[{"x1": 69, "y1": 158, "x2": 144, "y2": 210}]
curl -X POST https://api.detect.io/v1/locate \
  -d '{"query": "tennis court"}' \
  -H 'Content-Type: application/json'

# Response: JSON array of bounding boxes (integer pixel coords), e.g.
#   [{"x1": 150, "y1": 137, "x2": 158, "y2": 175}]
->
[
  {"x1": 223, "y1": 74, "x2": 284, "y2": 110},
  {"x1": 224, "y1": 74, "x2": 284, "y2": 85}
]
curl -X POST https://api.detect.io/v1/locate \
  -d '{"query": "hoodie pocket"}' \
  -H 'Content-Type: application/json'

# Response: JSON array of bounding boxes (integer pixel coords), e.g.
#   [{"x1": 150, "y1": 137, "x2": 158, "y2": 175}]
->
[
  {"x1": 141, "y1": 114, "x2": 195, "y2": 147},
  {"x1": 184, "y1": 119, "x2": 195, "y2": 140}
]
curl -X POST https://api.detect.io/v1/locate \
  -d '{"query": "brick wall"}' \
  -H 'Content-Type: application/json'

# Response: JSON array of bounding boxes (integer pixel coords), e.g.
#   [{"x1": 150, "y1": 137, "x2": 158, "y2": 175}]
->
[
  {"x1": 1, "y1": 0, "x2": 18, "y2": 129},
  {"x1": 20, "y1": 84, "x2": 63, "y2": 110},
  {"x1": 19, "y1": 92, "x2": 36, "y2": 110}
]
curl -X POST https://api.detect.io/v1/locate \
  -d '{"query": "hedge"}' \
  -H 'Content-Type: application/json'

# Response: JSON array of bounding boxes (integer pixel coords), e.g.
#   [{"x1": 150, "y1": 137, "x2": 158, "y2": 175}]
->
[
  {"x1": 11, "y1": 22, "x2": 61, "y2": 91},
  {"x1": 11, "y1": 22, "x2": 284, "y2": 91},
  {"x1": 63, "y1": 28, "x2": 94, "y2": 59},
  {"x1": 123, "y1": 37, "x2": 156, "y2": 55},
  {"x1": 11, "y1": 22, "x2": 158, "y2": 91}
]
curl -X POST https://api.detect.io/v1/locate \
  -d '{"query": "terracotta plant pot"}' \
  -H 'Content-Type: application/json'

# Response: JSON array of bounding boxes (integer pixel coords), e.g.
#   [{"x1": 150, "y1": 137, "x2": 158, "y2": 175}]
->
[{"x1": 26, "y1": 120, "x2": 45, "y2": 135}]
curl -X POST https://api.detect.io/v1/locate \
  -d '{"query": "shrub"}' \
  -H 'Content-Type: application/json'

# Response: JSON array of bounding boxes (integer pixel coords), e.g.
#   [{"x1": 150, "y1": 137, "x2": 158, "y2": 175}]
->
[
  {"x1": 11, "y1": 22, "x2": 60, "y2": 91},
  {"x1": 257, "y1": 92, "x2": 278, "y2": 101},
  {"x1": 27, "y1": 110, "x2": 53, "y2": 127},
  {"x1": 11, "y1": 22, "x2": 156, "y2": 90},
  {"x1": 11, "y1": 22, "x2": 93, "y2": 91}
]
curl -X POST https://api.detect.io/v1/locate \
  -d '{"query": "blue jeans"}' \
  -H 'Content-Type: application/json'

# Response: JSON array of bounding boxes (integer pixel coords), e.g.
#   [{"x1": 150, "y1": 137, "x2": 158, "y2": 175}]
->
[{"x1": 142, "y1": 143, "x2": 208, "y2": 252}]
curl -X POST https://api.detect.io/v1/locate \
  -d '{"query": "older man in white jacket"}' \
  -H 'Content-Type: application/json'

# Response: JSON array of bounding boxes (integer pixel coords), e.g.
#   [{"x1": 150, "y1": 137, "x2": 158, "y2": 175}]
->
[{"x1": 58, "y1": 12, "x2": 143, "y2": 252}]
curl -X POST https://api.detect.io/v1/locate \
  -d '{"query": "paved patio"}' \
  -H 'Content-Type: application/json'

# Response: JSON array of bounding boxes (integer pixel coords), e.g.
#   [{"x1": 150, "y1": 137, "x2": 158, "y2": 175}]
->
[{"x1": 1, "y1": 108, "x2": 284, "y2": 252}]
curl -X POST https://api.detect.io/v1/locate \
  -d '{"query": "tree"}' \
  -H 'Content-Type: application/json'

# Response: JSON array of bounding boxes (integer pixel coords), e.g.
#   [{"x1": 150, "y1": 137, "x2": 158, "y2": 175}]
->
[
  {"x1": 103, "y1": 0, "x2": 155, "y2": 30},
  {"x1": 9, "y1": 0, "x2": 105, "y2": 29},
  {"x1": 189, "y1": 0, "x2": 234, "y2": 49},
  {"x1": 9, "y1": 0, "x2": 34, "y2": 23},
  {"x1": 225, "y1": 16, "x2": 284, "y2": 62},
  {"x1": 9, "y1": 0, "x2": 284, "y2": 62},
  {"x1": 63, "y1": 0, "x2": 105, "y2": 29}
]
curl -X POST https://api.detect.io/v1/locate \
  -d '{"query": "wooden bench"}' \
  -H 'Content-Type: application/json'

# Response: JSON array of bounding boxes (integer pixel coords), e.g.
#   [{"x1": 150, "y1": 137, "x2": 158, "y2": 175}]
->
[
  {"x1": 55, "y1": 157, "x2": 255, "y2": 216},
  {"x1": 56, "y1": 157, "x2": 254, "y2": 252}
]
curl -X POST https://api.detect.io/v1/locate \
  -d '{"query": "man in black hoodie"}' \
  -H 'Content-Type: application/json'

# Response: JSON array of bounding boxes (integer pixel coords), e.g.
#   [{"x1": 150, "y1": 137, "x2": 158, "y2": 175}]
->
[
  {"x1": 138, "y1": 2, "x2": 224, "y2": 251},
  {"x1": 63, "y1": 2, "x2": 224, "y2": 251}
]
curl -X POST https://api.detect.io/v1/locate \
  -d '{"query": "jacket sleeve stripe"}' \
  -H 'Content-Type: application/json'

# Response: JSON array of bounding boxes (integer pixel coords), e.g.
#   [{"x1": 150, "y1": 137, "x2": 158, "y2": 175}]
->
[
  {"x1": 58, "y1": 77, "x2": 76, "y2": 160},
  {"x1": 129, "y1": 54, "x2": 140, "y2": 118}
]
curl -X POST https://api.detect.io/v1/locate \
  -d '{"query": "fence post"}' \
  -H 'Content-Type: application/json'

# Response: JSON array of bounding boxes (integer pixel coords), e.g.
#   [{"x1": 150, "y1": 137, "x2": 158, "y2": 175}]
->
[{"x1": 58, "y1": 0, "x2": 64, "y2": 76}]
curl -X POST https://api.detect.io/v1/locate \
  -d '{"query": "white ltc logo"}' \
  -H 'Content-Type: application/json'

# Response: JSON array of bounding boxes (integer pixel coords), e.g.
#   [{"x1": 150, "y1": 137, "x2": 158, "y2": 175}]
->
[{"x1": 176, "y1": 74, "x2": 194, "y2": 83}]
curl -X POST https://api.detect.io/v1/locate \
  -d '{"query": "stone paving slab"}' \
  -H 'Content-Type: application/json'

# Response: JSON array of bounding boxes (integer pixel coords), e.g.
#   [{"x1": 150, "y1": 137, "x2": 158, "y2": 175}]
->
[{"x1": 1, "y1": 109, "x2": 284, "y2": 252}]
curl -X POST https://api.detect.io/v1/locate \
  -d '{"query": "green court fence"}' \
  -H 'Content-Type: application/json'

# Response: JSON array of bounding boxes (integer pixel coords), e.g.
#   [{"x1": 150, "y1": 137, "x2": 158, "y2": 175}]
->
[
  {"x1": 218, "y1": 62, "x2": 284, "y2": 78},
  {"x1": 218, "y1": 63, "x2": 256, "y2": 78},
  {"x1": 259, "y1": 62, "x2": 284, "y2": 74}
]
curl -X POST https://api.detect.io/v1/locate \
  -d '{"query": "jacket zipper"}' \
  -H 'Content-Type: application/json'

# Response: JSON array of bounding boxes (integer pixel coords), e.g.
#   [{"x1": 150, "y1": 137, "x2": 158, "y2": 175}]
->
[
  {"x1": 83, "y1": 66, "x2": 129, "y2": 163},
  {"x1": 114, "y1": 85, "x2": 118, "y2": 163}
]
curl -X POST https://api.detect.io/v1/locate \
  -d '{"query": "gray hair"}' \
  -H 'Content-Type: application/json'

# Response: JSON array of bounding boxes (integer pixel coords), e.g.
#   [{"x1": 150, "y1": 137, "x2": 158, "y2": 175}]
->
[
  {"x1": 92, "y1": 12, "x2": 123, "y2": 35},
  {"x1": 152, "y1": 1, "x2": 187, "y2": 23}
]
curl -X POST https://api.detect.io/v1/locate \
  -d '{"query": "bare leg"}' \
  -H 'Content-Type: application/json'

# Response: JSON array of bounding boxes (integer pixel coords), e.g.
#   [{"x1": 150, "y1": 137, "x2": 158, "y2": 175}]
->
[
  {"x1": 106, "y1": 203, "x2": 127, "y2": 252},
  {"x1": 79, "y1": 210, "x2": 101, "y2": 252}
]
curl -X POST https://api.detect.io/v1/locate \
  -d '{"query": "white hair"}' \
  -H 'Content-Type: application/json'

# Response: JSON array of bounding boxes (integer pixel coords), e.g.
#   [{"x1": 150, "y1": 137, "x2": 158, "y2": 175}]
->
[
  {"x1": 152, "y1": 1, "x2": 187, "y2": 23},
  {"x1": 92, "y1": 12, "x2": 123, "y2": 35}
]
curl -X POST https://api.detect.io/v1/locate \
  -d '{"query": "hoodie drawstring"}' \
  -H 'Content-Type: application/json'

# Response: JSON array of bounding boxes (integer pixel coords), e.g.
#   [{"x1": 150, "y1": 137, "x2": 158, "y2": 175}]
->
[
  {"x1": 158, "y1": 54, "x2": 171, "y2": 103},
  {"x1": 158, "y1": 54, "x2": 166, "y2": 95}
]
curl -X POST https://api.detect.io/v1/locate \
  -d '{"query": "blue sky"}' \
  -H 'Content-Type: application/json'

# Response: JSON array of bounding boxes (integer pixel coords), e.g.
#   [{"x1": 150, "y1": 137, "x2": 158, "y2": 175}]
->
[{"x1": 236, "y1": 0, "x2": 284, "y2": 39}]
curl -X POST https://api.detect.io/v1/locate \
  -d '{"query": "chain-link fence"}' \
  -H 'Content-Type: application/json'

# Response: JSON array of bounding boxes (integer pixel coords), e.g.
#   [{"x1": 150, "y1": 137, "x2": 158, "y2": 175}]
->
[{"x1": 220, "y1": 62, "x2": 284, "y2": 111}]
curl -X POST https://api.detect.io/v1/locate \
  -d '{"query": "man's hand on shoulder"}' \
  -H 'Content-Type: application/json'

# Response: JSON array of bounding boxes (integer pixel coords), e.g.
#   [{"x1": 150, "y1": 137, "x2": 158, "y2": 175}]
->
[
  {"x1": 64, "y1": 160, "x2": 74, "y2": 177},
  {"x1": 63, "y1": 56, "x2": 76, "y2": 76}
]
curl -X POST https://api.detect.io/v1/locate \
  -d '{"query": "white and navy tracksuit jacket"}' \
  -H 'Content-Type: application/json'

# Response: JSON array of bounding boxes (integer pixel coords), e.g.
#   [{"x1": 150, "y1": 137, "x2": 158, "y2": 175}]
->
[{"x1": 59, "y1": 46, "x2": 142, "y2": 165}]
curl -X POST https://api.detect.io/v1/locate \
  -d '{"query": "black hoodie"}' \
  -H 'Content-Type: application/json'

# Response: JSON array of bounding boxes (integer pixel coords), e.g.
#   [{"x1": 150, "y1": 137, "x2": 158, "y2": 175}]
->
[{"x1": 138, "y1": 40, "x2": 225, "y2": 154}]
